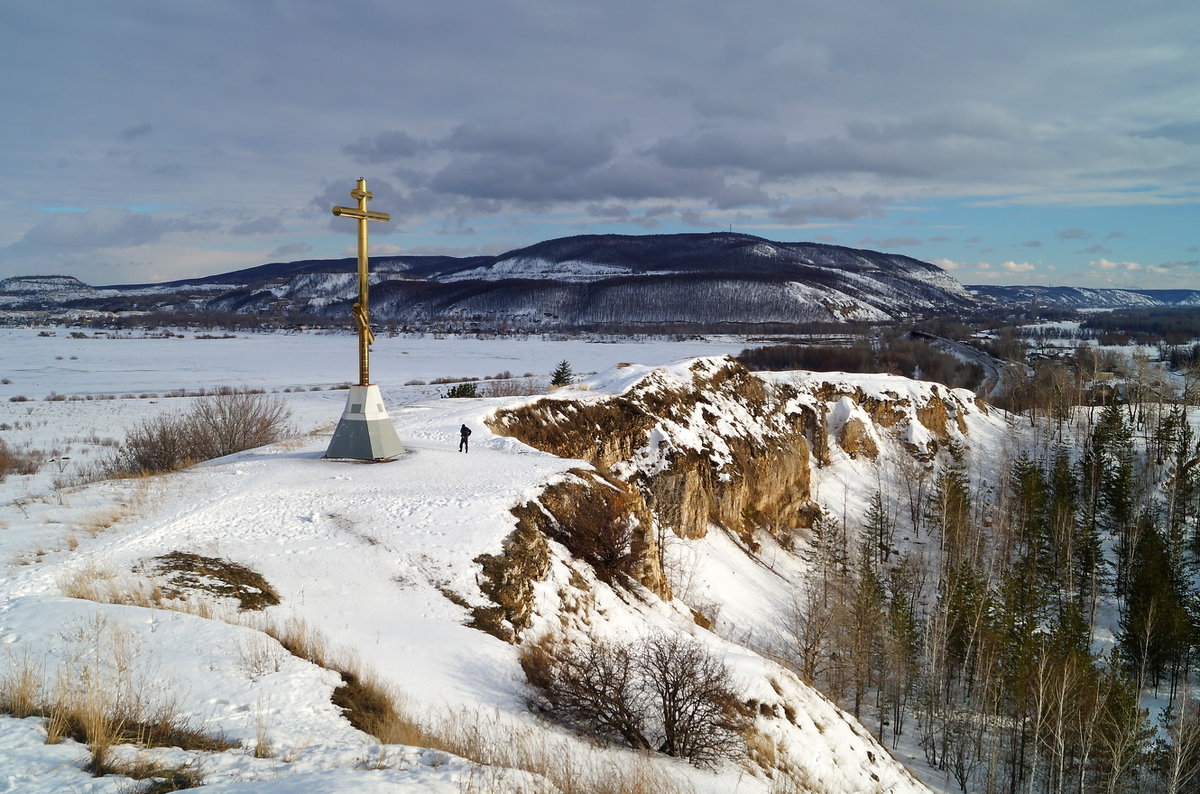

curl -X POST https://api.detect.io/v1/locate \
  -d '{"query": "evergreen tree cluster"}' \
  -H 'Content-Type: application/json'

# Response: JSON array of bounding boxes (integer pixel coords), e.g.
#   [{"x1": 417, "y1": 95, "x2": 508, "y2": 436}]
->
[{"x1": 788, "y1": 403, "x2": 1200, "y2": 792}]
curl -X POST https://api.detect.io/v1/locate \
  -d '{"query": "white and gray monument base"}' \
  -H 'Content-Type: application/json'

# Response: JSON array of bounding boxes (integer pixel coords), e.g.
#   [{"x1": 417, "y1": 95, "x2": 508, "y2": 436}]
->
[{"x1": 325, "y1": 384, "x2": 405, "y2": 461}]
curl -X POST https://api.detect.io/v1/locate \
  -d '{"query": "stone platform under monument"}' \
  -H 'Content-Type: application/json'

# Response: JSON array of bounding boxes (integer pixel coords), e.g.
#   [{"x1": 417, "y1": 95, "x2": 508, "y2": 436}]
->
[{"x1": 326, "y1": 384, "x2": 405, "y2": 461}]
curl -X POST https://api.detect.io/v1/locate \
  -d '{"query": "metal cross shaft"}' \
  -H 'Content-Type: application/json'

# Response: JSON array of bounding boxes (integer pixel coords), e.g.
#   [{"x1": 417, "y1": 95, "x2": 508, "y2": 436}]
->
[{"x1": 332, "y1": 178, "x2": 390, "y2": 386}]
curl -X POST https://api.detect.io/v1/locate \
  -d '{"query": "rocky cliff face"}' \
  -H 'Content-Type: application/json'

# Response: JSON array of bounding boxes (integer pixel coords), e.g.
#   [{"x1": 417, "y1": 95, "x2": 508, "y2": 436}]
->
[
  {"x1": 476, "y1": 357, "x2": 999, "y2": 793},
  {"x1": 490, "y1": 357, "x2": 987, "y2": 570}
]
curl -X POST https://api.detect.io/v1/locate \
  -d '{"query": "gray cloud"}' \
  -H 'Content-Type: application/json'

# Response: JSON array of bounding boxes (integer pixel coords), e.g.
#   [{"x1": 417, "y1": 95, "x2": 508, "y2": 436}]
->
[
  {"x1": 429, "y1": 145, "x2": 725, "y2": 205},
  {"x1": 6, "y1": 208, "x2": 213, "y2": 253},
  {"x1": 119, "y1": 122, "x2": 153, "y2": 141},
  {"x1": 1, "y1": 0, "x2": 1196, "y2": 286},
  {"x1": 772, "y1": 194, "x2": 888, "y2": 224},
  {"x1": 231, "y1": 216, "x2": 284, "y2": 235},
  {"x1": 443, "y1": 121, "x2": 622, "y2": 169},
  {"x1": 1057, "y1": 228, "x2": 1090, "y2": 239},
  {"x1": 342, "y1": 131, "x2": 425, "y2": 164},
  {"x1": 1137, "y1": 122, "x2": 1200, "y2": 144},
  {"x1": 649, "y1": 103, "x2": 1036, "y2": 182},
  {"x1": 269, "y1": 242, "x2": 312, "y2": 259},
  {"x1": 1023, "y1": 240, "x2": 1043, "y2": 248}
]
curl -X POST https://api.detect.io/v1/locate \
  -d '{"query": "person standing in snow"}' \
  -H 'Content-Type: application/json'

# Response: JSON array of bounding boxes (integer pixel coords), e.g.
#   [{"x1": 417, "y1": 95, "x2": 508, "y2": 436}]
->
[{"x1": 459, "y1": 423, "x2": 471, "y2": 453}]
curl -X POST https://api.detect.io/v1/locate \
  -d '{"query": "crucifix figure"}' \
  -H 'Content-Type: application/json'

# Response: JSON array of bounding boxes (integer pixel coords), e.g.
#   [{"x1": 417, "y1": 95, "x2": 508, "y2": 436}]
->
[{"x1": 324, "y1": 178, "x2": 405, "y2": 461}]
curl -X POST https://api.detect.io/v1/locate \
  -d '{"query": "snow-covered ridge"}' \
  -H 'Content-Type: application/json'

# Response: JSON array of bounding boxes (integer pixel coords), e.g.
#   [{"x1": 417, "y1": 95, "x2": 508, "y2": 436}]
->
[
  {"x1": 439, "y1": 257, "x2": 632, "y2": 283},
  {"x1": 0, "y1": 275, "x2": 95, "y2": 294},
  {"x1": 0, "y1": 232, "x2": 978, "y2": 326},
  {"x1": 968, "y1": 283, "x2": 1200, "y2": 308}
]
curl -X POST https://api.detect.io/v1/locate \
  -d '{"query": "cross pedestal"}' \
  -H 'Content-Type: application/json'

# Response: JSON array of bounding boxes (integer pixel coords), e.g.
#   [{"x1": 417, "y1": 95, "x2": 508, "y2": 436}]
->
[{"x1": 326, "y1": 384, "x2": 405, "y2": 460}]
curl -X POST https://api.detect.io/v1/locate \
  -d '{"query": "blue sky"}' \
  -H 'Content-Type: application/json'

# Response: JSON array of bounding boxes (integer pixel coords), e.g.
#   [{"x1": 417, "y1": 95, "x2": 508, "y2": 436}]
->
[{"x1": 1, "y1": 0, "x2": 1197, "y2": 289}]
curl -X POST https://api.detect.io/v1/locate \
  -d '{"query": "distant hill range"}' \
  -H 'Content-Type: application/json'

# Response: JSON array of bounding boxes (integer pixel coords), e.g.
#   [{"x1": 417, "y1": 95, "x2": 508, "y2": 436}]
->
[
  {"x1": 967, "y1": 284, "x2": 1200, "y2": 309},
  {"x1": 0, "y1": 233, "x2": 974, "y2": 329},
  {"x1": 1, "y1": 233, "x2": 1194, "y2": 329}
]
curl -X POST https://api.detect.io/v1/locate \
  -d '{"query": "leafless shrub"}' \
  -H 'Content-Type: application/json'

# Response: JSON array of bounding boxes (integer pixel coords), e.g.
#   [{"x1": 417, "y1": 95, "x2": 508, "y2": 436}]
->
[
  {"x1": 538, "y1": 472, "x2": 642, "y2": 584},
  {"x1": 0, "y1": 438, "x2": 44, "y2": 480},
  {"x1": 483, "y1": 377, "x2": 541, "y2": 397},
  {"x1": 100, "y1": 391, "x2": 293, "y2": 478},
  {"x1": 521, "y1": 632, "x2": 748, "y2": 768}
]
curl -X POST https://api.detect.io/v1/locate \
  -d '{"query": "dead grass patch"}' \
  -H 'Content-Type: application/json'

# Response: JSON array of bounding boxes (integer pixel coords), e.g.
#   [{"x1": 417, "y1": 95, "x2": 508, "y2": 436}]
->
[
  {"x1": 0, "y1": 629, "x2": 235, "y2": 782},
  {"x1": 61, "y1": 566, "x2": 216, "y2": 619},
  {"x1": 79, "y1": 507, "x2": 128, "y2": 536},
  {"x1": 89, "y1": 753, "x2": 205, "y2": 790},
  {"x1": 149, "y1": 551, "x2": 280, "y2": 611},
  {"x1": 0, "y1": 652, "x2": 43, "y2": 718}
]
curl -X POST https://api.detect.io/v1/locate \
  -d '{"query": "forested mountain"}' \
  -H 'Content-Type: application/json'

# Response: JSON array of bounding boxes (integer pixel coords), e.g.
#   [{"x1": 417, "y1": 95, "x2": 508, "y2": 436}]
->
[{"x1": 0, "y1": 233, "x2": 976, "y2": 328}]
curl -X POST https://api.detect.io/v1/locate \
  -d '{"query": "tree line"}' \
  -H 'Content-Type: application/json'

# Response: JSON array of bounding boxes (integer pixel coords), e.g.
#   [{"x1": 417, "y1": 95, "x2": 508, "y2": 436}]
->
[{"x1": 784, "y1": 401, "x2": 1200, "y2": 793}]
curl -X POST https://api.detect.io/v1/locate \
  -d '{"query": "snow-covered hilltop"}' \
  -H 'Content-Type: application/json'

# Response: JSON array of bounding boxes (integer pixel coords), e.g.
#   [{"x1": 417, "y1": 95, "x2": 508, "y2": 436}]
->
[
  {"x1": 968, "y1": 283, "x2": 1200, "y2": 308},
  {"x1": 0, "y1": 338, "x2": 1015, "y2": 792},
  {"x1": 0, "y1": 233, "x2": 977, "y2": 328}
]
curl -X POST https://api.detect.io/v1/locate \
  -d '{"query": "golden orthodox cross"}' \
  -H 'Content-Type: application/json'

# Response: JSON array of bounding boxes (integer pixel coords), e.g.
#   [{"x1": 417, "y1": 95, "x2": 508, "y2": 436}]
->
[{"x1": 332, "y1": 178, "x2": 391, "y2": 386}]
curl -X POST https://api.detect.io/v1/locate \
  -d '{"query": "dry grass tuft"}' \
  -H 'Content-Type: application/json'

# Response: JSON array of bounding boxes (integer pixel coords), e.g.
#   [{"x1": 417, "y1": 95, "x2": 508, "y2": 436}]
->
[
  {"x1": 0, "y1": 437, "x2": 44, "y2": 480},
  {"x1": 254, "y1": 615, "x2": 332, "y2": 670},
  {"x1": 79, "y1": 506, "x2": 130, "y2": 536},
  {"x1": 0, "y1": 652, "x2": 44, "y2": 718},
  {"x1": 0, "y1": 636, "x2": 235, "y2": 782},
  {"x1": 428, "y1": 708, "x2": 693, "y2": 794}
]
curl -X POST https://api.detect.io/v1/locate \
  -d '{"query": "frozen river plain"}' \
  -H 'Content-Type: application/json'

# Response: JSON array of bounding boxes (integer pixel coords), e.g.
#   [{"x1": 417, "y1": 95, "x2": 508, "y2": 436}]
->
[{"x1": 0, "y1": 328, "x2": 750, "y2": 400}]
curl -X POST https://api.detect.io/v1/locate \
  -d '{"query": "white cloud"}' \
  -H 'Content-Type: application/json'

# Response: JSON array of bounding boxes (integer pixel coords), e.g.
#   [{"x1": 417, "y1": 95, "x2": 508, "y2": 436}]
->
[
  {"x1": 1090, "y1": 258, "x2": 1142, "y2": 271},
  {"x1": 1001, "y1": 261, "x2": 1036, "y2": 273},
  {"x1": 931, "y1": 257, "x2": 962, "y2": 270}
]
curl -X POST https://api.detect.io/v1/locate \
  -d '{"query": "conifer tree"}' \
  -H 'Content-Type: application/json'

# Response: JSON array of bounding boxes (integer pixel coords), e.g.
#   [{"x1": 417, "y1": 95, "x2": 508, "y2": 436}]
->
[
  {"x1": 928, "y1": 442, "x2": 973, "y2": 569},
  {"x1": 550, "y1": 359, "x2": 574, "y2": 387},
  {"x1": 1118, "y1": 514, "x2": 1192, "y2": 692},
  {"x1": 864, "y1": 489, "x2": 895, "y2": 565}
]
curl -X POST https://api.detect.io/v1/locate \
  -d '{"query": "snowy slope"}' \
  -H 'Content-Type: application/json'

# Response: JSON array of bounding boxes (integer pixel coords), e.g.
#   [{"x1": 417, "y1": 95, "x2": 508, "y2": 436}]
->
[{"x1": 0, "y1": 331, "x2": 1010, "y2": 792}]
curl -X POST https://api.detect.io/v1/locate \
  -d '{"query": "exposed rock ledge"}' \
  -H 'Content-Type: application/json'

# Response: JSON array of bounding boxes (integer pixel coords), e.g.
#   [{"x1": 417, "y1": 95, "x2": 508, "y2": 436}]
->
[{"x1": 485, "y1": 356, "x2": 986, "y2": 609}]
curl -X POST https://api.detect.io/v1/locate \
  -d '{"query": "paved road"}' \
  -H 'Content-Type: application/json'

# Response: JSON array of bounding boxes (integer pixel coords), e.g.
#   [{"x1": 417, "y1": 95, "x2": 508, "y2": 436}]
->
[{"x1": 907, "y1": 330, "x2": 1026, "y2": 399}]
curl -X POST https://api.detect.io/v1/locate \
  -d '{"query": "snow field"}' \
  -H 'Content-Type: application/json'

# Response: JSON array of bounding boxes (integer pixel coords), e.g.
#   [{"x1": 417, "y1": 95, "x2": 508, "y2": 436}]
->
[{"x1": 0, "y1": 329, "x2": 1005, "y2": 792}]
